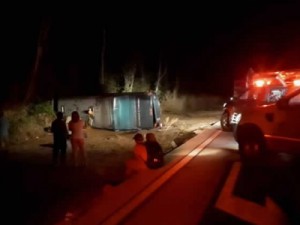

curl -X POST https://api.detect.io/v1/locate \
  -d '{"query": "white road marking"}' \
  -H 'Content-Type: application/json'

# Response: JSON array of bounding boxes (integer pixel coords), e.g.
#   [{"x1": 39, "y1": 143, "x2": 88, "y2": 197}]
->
[
  {"x1": 215, "y1": 162, "x2": 289, "y2": 225},
  {"x1": 101, "y1": 130, "x2": 222, "y2": 225}
]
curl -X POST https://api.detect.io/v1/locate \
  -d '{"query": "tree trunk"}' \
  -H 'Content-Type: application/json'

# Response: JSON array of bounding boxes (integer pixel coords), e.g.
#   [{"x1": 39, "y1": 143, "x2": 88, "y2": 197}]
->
[
  {"x1": 124, "y1": 65, "x2": 136, "y2": 92},
  {"x1": 100, "y1": 28, "x2": 106, "y2": 85},
  {"x1": 24, "y1": 17, "x2": 50, "y2": 103},
  {"x1": 155, "y1": 55, "x2": 167, "y2": 94}
]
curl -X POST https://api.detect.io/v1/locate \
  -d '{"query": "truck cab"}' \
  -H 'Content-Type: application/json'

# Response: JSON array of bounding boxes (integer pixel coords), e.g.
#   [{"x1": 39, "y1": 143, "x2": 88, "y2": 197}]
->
[
  {"x1": 234, "y1": 85, "x2": 300, "y2": 161},
  {"x1": 220, "y1": 70, "x2": 299, "y2": 132}
]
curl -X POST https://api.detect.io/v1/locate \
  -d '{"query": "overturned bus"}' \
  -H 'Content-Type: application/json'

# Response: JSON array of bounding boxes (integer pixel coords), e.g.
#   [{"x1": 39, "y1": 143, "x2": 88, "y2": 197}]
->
[{"x1": 53, "y1": 92, "x2": 161, "y2": 131}]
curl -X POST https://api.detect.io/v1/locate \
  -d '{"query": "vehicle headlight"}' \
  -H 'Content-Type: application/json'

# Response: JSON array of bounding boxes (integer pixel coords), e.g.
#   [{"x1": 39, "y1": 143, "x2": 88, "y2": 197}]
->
[{"x1": 236, "y1": 113, "x2": 242, "y2": 123}]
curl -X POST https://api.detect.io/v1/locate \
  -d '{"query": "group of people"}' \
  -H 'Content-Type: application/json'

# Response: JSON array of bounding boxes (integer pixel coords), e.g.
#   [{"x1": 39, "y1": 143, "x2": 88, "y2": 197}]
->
[
  {"x1": 51, "y1": 110, "x2": 87, "y2": 167},
  {"x1": 1, "y1": 108, "x2": 166, "y2": 175},
  {"x1": 51, "y1": 110, "x2": 165, "y2": 175},
  {"x1": 126, "y1": 132, "x2": 165, "y2": 177}
]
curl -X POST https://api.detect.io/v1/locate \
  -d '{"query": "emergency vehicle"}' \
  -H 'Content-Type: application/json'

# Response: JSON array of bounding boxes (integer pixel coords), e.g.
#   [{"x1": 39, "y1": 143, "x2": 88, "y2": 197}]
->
[
  {"x1": 232, "y1": 70, "x2": 300, "y2": 161},
  {"x1": 220, "y1": 69, "x2": 300, "y2": 131}
]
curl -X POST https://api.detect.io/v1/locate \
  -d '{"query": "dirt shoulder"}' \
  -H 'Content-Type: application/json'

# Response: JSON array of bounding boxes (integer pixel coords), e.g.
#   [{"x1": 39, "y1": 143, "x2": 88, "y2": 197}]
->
[{"x1": 6, "y1": 110, "x2": 221, "y2": 165}]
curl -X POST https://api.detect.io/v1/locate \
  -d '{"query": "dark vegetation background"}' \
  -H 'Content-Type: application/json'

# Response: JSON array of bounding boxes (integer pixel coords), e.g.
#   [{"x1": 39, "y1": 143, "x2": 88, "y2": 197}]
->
[
  {"x1": 2, "y1": 1, "x2": 300, "y2": 150},
  {"x1": 3, "y1": 2, "x2": 300, "y2": 107}
]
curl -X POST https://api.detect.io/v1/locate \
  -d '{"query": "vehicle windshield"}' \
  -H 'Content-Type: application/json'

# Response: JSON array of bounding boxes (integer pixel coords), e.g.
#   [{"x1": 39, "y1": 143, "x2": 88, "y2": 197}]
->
[{"x1": 238, "y1": 85, "x2": 288, "y2": 105}]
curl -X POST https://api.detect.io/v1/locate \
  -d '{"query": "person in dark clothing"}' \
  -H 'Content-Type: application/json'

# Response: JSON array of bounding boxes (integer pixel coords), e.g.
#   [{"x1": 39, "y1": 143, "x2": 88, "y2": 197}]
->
[
  {"x1": 0, "y1": 110, "x2": 9, "y2": 151},
  {"x1": 51, "y1": 111, "x2": 69, "y2": 166},
  {"x1": 145, "y1": 132, "x2": 164, "y2": 169}
]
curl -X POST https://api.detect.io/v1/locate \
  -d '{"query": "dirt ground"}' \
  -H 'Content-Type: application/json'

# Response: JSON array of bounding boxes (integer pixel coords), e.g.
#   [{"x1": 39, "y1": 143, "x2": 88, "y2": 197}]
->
[
  {"x1": 7, "y1": 110, "x2": 221, "y2": 170},
  {"x1": 0, "y1": 110, "x2": 221, "y2": 225}
]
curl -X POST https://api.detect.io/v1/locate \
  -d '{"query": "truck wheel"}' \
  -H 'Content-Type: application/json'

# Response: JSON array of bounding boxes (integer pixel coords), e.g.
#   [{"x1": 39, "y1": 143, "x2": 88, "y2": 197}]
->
[{"x1": 220, "y1": 111, "x2": 232, "y2": 132}]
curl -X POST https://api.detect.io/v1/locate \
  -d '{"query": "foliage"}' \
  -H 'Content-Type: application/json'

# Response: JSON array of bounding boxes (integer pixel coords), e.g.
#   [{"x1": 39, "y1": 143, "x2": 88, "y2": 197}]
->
[
  {"x1": 28, "y1": 100, "x2": 55, "y2": 116},
  {"x1": 5, "y1": 101, "x2": 55, "y2": 145},
  {"x1": 105, "y1": 68, "x2": 153, "y2": 93},
  {"x1": 105, "y1": 73, "x2": 123, "y2": 93},
  {"x1": 161, "y1": 91, "x2": 224, "y2": 114}
]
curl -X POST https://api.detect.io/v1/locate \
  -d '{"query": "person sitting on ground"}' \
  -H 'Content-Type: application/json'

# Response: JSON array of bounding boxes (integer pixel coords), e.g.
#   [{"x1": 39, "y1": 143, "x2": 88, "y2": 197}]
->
[
  {"x1": 125, "y1": 133, "x2": 148, "y2": 177},
  {"x1": 145, "y1": 132, "x2": 164, "y2": 169}
]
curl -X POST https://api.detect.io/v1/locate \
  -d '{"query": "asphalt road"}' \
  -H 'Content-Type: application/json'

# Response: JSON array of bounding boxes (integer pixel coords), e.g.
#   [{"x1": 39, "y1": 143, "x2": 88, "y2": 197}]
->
[{"x1": 117, "y1": 130, "x2": 300, "y2": 225}]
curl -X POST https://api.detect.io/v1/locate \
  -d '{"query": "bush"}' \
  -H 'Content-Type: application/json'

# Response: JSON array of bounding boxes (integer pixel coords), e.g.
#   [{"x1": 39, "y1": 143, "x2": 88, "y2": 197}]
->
[
  {"x1": 161, "y1": 91, "x2": 224, "y2": 114},
  {"x1": 28, "y1": 101, "x2": 55, "y2": 116},
  {"x1": 6, "y1": 101, "x2": 55, "y2": 145}
]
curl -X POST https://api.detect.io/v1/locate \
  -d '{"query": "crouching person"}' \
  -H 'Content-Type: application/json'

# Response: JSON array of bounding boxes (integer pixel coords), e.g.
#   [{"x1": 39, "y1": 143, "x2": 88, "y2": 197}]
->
[
  {"x1": 145, "y1": 133, "x2": 164, "y2": 169},
  {"x1": 125, "y1": 133, "x2": 148, "y2": 177}
]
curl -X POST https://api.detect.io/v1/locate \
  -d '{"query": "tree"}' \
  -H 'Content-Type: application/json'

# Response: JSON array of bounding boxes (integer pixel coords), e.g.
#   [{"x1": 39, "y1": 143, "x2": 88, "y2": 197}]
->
[
  {"x1": 123, "y1": 64, "x2": 136, "y2": 92},
  {"x1": 100, "y1": 28, "x2": 106, "y2": 85},
  {"x1": 24, "y1": 17, "x2": 50, "y2": 103},
  {"x1": 155, "y1": 54, "x2": 167, "y2": 97}
]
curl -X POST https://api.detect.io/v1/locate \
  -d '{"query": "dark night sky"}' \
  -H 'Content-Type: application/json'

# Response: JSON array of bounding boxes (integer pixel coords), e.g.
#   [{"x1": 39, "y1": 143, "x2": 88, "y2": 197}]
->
[{"x1": 3, "y1": 2, "x2": 300, "y2": 101}]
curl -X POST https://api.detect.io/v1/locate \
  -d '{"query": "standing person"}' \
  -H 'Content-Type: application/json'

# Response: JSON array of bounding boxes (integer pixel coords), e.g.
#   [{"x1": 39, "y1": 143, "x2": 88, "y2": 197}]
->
[
  {"x1": 50, "y1": 111, "x2": 69, "y2": 166},
  {"x1": 68, "y1": 111, "x2": 87, "y2": 167},
  {"x1": 0, "y1": 110, "x2": 9, "y2": 151},
  {"x1": 145, "y1": 132, "x2": 164, "y2": 169},
  {"x1": 125, "y1": 133, "x2": 148, "y2": 177}
]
